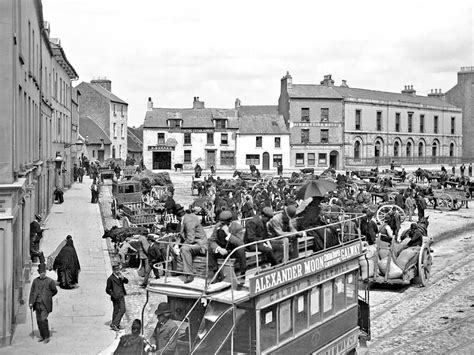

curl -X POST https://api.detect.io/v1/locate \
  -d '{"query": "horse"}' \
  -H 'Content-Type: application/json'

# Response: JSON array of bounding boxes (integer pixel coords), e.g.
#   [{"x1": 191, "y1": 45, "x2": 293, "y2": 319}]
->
[{"x1": 174, "y1": 163, "x2": 183, "y2": 172}]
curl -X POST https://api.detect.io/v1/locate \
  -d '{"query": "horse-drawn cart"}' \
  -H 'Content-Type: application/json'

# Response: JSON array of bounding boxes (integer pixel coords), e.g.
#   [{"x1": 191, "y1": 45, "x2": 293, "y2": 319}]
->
[{"x1": 428, "y1": 188, "x2": 468, "y2": 211}]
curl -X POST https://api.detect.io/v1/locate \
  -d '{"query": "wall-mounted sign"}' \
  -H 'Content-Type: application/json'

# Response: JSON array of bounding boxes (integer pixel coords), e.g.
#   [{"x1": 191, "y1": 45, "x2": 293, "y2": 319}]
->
[{"x1": 148, "y1": 145, "x2": 175, "y2": 151}]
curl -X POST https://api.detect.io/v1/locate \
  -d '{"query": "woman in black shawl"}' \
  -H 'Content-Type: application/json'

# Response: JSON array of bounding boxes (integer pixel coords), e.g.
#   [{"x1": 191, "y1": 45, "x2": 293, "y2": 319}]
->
[{"x1": 53, "y1": 235, "x2": 81, "y2": 289}]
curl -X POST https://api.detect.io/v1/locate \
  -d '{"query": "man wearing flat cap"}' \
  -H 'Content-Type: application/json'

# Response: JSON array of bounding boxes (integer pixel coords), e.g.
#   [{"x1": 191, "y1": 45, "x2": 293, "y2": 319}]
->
[
  {"x1": 106, "y1": 264, "x2": 129, "y2": 331},
  {"x1": 29, "y1": 263, "x2": 57, "y2": 343},
  {"x1": 268, "y1": 205, "x2": 300, "y2": 260},
  {"x1": 244, "y1": 207, "x2": 280, "y2": 266},
  {"x1": 149, "y1": 302, "x2": 178, "y2": 355},
  {"x1": 208, "y1": 210, "x2": 246, "y2": 282},
  {"x1": 141, "y1": 234, "x2": 164, "y2": 287}
]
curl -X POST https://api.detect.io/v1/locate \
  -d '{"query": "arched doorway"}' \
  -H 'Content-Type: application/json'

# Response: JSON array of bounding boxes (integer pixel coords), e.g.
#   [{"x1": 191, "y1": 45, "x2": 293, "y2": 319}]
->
[
  {"x1": 394, "y1": 141, "x2": 400, "y2": 157},
  {"x1": 449, "y1": 143, "x2": 455, "y2": 157},
  {"x1": 432, "y1": 141, "x2": 438, "y2": 157},
  {"x1": 418, "y1": 142, "x2": 424, "y2": 157},
  {"x1": 262, "y1": 152, "x2": 270, "y2": 170},
  {"x1": 354, "y1": 141, "x2": 361, "y2": 160},
  {"x1": 374, "y1": 141, "x2": 382, "y2": 158},
  {"x1": 406, "y1": 141, "x2": 412, "y2": 157},
  {"x1": 329, "y1": 151, "x2": 339, "y2": 170}
]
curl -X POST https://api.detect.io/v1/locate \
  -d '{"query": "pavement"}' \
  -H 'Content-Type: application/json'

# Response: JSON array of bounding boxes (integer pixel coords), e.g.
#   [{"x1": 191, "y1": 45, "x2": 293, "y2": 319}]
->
[{"x1": 0, "y1": 176, "x2": 117, "y2": 355}]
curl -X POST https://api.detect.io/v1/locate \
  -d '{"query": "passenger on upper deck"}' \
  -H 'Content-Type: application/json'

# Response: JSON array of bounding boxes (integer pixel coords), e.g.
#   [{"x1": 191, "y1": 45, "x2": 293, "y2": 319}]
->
[
  {"x1": 267, "y1": 205, "x2": 300, "y2": 260},
  {"x1": 244, "y1": 207, "x2": 283, "y2": 266},
  {"x1": 208, "y1": 210, "x2": 246, "y2": 283},
  {"x1": 179, "y1": 207, "x2": 207, "y2": 284}
]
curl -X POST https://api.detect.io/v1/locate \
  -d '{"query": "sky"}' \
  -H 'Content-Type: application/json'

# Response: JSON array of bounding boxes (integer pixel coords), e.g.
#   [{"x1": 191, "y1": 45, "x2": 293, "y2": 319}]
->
[{"x1": 42, "y1": 0, "x2": 473, "y2": 127}]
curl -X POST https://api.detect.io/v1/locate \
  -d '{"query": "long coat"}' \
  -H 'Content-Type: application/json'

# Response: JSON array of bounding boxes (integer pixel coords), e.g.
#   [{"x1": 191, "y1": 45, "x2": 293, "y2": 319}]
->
[
  {"x1": 106, "y1": 274, "x2": 129, "y2": 299},
  {"x1": 29, "y1": 276, "x2": 58, "y2": 313}
]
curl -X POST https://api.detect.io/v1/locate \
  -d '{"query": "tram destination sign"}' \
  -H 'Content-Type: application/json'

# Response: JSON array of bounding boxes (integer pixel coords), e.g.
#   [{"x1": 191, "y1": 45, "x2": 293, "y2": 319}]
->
[{"x1": 249, "y1": 242, "x2": 361, "y2": 297}]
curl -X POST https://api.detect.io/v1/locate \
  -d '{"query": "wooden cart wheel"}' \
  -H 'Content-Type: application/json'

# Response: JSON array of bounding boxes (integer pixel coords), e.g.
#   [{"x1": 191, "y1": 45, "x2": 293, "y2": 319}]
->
[
  {"x1": 451, "y1": 198, "x2": 463, "y2": 210},
  {"x1": 436, "y1": 193, "x2": 452, "y2": 211},
  {"x1": 376, "y1": 204, "x2": 406, "y2": 224},
  {"x1": 418, "y1": 244, "x2": 432, "y2": 286}
]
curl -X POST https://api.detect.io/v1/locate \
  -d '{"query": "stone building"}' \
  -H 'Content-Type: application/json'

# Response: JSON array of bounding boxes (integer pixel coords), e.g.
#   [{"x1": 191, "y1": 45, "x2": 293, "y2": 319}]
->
[
  {"x1": 127, "y1": 126, "x2": 143, "y2": 164},
  {"x1": 0, "y1": 0, "x2": 78, "y2": 345},
  {"x1": 235, "y1": 100, "x2": 290, "y2": 171},
  {"x1": 446, "y1": 67, "x2": 474, "y2": 159},
  {"x1": 143, "y1": 97, "x2": 239, "y2": 170},
  {"x1": 76, "y1": 79, "x2": 128, "y2": 161},
  {"x1": 279, "y1": 72, "x2": 462, "y2": 169},
  {"x1": 79, "y1": 117, "x2": 112, "y2": 161},
  {"x1": 278, "y1": 72, "x2": 345, "y2": 170}
]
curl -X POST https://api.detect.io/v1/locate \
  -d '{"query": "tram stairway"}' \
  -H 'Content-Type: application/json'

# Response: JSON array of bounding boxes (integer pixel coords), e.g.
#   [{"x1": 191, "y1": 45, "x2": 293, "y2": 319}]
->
[{"x1": 192, "y1": 300, "x2": 251, "y2": 354}]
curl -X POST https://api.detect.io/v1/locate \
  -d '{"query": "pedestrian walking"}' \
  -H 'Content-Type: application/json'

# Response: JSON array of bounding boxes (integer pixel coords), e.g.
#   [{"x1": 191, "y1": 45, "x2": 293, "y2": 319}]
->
[
  {"x1": 141, "y1": 234, "x2": 164, "y2": 287},
  {"x1": 113, "y1": 319, "x2": 147, "y2": 355},
  {"x1": 106, "y1": 264, "x2": 129, "y2": 331},
  {"x1": 149, "y1": 302, "x2": 178, "y2": 355},
  {"x1": 78, "y1": 166, "x2": 84, "y2": 183},
  {"x1": 452, "y1": 165, "x2": 456, "y2": 175},
  {"x1": 460, "y1": 164, "x2": 466, "y2": 176},
  {"x1": 277, "y1": 161, "x2": 283, "y2": 175},
  {"x1": 29, "y1": 263, "x2": 58, "y2": 343},
  {"x1": 73, "y1": 164, "x2": 78, "y2": 182},
  {"x1": 52, "y1": 235, "x2": 81, "y2": 289},
  {"x1": 30, "y1": 214, "x2": 45, "y2": 263},
  {"x1": 90, "y1": 179, "x2": 99, "y2": 203},
  {"x1": 416, "y1": 193, "x2": 427, "y2": 220},
  {"x1": 469, "y1": 163, "x2": 473, "y2": 177},
  {"x1": 53, "y1": 186, "x2": 64, "y2": 204},
  {"x1": 137, "y1": 234, "x2": 149, "y2": 278}
]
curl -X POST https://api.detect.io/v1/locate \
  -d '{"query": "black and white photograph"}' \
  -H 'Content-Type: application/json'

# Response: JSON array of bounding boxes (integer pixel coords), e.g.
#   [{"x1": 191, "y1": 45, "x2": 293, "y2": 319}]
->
[{"x1": 0, "y1": 0, "x2": 473, "y2": 353}]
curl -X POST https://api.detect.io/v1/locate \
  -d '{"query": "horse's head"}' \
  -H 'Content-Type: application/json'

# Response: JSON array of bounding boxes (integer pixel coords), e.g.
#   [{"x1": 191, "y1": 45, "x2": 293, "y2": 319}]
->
[
  {"x1": 418, "y1": 216, "x2": 429, "y2": 229},
  {"x1": 233, "y1": 170, "x2": 241, "y2": 178}
]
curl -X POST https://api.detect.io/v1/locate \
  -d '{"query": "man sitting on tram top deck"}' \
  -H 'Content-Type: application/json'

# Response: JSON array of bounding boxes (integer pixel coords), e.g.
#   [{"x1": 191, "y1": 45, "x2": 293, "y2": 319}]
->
[
  {"x1": 244, "y1": 207, "x2": 283, "y2": 266},
  {"x1": 267, "y1": 205, "x2": 300, "y2": 260},
  {"x1": 179, "y1": 206, "x2": 207, "y2": 284},
  {"x1": 208, "y1": 210, "x2": 246, "y2": 282}
]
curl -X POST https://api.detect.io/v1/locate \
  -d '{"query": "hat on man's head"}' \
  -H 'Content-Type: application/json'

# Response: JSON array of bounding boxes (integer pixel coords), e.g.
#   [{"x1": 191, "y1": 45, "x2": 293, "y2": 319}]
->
[
  {"x1": 38, "y1": 263, "x2": 47, "y2": 273},
  {"x1": 219, "y1": 210, "x2": 233, "y2": 222},
  {"x1": 155, "y1": 302, "x2": 172, "y2": 316},
  {"x1": 174, "y1": 204, "x2": 185, "y2": 217},
  {"x1": 261, "y1": 207, "x2": 274, "y2": 218},
  {"x1": 35, "y1": 214, "x2": 42, "y2": 221},
  {"x1": 147, "y1": 234, "x2": 157, "y2": 241},
  {"x1": 285, "y1": 205, "x2": 297, "y2": 219}
]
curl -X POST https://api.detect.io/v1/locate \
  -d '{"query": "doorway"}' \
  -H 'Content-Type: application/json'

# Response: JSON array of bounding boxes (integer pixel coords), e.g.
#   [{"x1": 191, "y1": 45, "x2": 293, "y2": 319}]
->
[
  {"x1": 98, "y1": 150, "x2": 105, "y2": 162},
  {"x1": 262, "y1": 152, "x2": 270, "y2": 170},
  {"x1": 153, "y1": 151, "x2": 171, "y2": 169},
  {"x1": 329, "y1": 151, "x2": 339, "y2": 170},
  {"x1": 206, "y1": 150, "x2": 216, "y2": 169}
]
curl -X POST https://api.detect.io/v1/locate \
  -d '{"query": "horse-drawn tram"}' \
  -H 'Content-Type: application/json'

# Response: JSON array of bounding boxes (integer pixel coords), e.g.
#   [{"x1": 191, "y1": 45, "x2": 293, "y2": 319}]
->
[{"x1": 142, "y1": 215, "x2": 370, "y2": 354}]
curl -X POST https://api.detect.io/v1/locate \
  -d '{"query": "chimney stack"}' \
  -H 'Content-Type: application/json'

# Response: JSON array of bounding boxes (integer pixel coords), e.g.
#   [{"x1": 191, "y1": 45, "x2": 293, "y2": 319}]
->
[
  {"x1": 235, "y1": 98, "x2": 241, "y2": 109},
  {"x1": 193, "y1": 96, "x2": 205, "y2": 109},
  {"x1": 401, "y1": 84, "x2": 416, "y2": 96},
  {"x1": 281, "y1": 71, "x2": 292, "y2": 90},
  {"x1": 340, "y1": 79, "x2": 349, "y2": 88},
  {"x1": 91, "y1": 77, "x2": 112, "y2": 92},
  {"x1": 320, "y1": 74, "x2": 334, "y2": 86},
  {"x1": 427, "y1": 88, "x2": 445, "y2": 101},
  {"x1": 147, "y1": 97, "x2": 153, "y2": 111}
]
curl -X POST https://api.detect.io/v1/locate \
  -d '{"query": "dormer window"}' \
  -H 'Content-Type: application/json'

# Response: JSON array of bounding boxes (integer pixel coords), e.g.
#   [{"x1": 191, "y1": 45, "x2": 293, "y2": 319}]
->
[
  {"x1": 215, "y1": 119, "x2": 226, "y2": 129},
  {"x1": 169, "y1": 119, "x2": 181, "y2": 128}
]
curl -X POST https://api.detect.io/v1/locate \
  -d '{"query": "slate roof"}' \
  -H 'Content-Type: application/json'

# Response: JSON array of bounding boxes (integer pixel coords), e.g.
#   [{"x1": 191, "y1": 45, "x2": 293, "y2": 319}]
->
[
  {"x1": 81, "y1": 82, "x2": 127, "y2": 105},
  {"x1": 288, "y1": 83, "x2": 459, "y2": 109},
  {"x1": 144, "y1": 108, "x2": 239, "y2": 129},
  {"x1": 332, "y1": 86, "x2": 460, "y2": 109},
  {"x1": 79, "y1": 116, "x2": 112, "y2": 145},
  {"x1": 237, "y1": 105, "x2": 278, "y2": 116},
  {"x1": 288, "y1": 85, "x2": 343, "y2": 99},
  {"x1": 127, "y1": 129, "x2": 142, "y2": 152},
  {"x1": 128, "y1": 126, "x2": 143, "y2": 141},
  {"x1": 238, "y1": 113, "x2": 289, "y2": 135}
]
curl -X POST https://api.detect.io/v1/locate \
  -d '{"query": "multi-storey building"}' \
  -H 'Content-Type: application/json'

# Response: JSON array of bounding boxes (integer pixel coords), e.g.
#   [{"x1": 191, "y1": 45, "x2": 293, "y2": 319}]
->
[
  {"x1": 79, "y1": 116, "x2": 112, "y2": 161},
  {"x1": 235, "y1": 100, "x2": 290, "y2": 171},
  {"x1": 76, "y1": 79, "x2": 128, "y2": 161},
  {"x1": 143, "y1": 97, "x2": 239, "y2": 170},
  {"x1": 446, "y1": 67, "x2": 474, "y2": 159},
  {"x1": 278, "y1": 72, "x2": 345, "y2": 170},
  {"x1": 0, "y1": 0, "x2": 78, "y2": 345},
  {"x1": 279, "y1": 72, "x2": 462, "y2": 169}
]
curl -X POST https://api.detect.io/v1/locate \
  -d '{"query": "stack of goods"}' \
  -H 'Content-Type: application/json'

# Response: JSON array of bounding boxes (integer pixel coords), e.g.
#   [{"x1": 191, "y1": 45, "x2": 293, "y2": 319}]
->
[{"x1": 376, "y1": 240, "x2": 403, "y2": 279}]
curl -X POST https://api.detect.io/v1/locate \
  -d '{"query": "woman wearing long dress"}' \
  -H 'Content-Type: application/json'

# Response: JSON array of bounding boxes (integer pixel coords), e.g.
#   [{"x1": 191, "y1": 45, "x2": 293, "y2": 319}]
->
[{"x1": 53, "y1": 235, "x2": 81, "y2": 289}]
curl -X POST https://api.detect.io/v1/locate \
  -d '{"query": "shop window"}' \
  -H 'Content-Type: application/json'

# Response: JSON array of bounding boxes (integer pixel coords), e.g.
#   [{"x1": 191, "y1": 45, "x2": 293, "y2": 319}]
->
[
  {"x1": 295, "y1": 153, "x2": 304, "y2": 165},
  {"x1": 221, "y1": 151, "x2": 235, "y2": 165},
  {"x1": 273, "y1": 154, "x2": 282, "y2": 167},
  {"x1": 318, "y1": 153, "x2": 327, "y2": 165},
  {"x1": 246, "y1": 154, "x2": 260, "y2": 165}
]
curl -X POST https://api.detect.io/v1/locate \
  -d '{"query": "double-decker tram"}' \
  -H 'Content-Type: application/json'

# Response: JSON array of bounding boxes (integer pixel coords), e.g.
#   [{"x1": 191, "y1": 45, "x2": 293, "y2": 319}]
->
[{"x1": 142, "y1": 214, "x2": 370, "y2": 354}]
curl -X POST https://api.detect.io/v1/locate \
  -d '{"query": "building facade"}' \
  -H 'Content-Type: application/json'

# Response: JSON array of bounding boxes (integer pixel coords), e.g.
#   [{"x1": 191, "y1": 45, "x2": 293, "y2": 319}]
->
[
  {"x1": 76, "y1": 79, "x2": 128, "y2": 161},
  {"x1": 143, "y1": 97, "x2": 239, "y2": 170},
  {"x1": 235, "y1": 101, "x2": 290, "y2": 171},
  {"x1": 278, "y1": 72, "x2": 345, "y2": 170},
  {"x1": 445, "y1": 67, "x2": 474, "y2": 159},
  {"x1": 0, "y1": 0, "x2": 78, "y2": 346},
  {"x1": 279, "y1": 72, "x2": 462, "y2": 169}
]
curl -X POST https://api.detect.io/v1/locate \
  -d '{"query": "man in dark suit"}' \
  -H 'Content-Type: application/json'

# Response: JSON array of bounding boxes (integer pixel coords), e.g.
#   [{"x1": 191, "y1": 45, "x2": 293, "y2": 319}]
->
[
  {"x1": 244, "y1": 207, "x2": 281, "y2": 266},
  {"x1": 106, "y1": 264, "x2": 129, "y2": 331},
  {"x1": 141, "y1": 234, "x2": 164, "y2": 287},
  {"x1": 29, "y1": 263, "x2": 58, "y2": 343}
]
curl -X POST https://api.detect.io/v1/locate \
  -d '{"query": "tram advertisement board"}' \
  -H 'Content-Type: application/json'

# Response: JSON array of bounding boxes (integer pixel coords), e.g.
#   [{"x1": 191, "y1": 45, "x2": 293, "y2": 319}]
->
[{"x1": 249, "y1": 241, "x2": 361, "y2": 297}]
